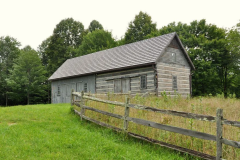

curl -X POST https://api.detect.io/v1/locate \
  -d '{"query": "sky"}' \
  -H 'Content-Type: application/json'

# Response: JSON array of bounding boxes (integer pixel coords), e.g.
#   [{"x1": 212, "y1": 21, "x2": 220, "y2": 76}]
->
[{"x1": 0, "y1": 0, "x2": 239, "y2": 50}]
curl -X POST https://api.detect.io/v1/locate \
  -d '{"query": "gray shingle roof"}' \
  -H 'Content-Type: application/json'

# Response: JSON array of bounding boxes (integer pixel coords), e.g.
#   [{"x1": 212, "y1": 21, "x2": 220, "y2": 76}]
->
[{"x1": 49, "y1": 32, "x2": 194, "y2": 81}]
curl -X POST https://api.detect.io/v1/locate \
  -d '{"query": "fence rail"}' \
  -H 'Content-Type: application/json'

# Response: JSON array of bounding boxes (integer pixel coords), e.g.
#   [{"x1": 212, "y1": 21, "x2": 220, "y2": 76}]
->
[{"x1": 71, "y1": 91, "x2": 240, "y2": 160}]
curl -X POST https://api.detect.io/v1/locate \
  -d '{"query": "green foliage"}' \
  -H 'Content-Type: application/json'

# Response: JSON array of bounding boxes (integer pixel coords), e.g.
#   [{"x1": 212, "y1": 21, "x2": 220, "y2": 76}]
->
[
  {"x1": 7, "y1": 46, "x2": 47, "y2": 104},
  {"x1": 88, "y1": 20, "x2": 103, "y2": 32},
  {"x1": 37, "y1": 36, "x2": 51, "y2": 69},
  {"x1": 0, "y1": 36, "x2": 21, "y2": 106},
  {"x1": 124, "y1": 11, "x2": 157, "y2": 44},
  {"x1": 46, "y1": 18, "x2": 85, "y2": 75},
  {"x1": 77, "y1": 29, "x2": 116, "y2": 56},
  {"x1": 154, "y1": 19, "x2": 240, "y2": 98}
]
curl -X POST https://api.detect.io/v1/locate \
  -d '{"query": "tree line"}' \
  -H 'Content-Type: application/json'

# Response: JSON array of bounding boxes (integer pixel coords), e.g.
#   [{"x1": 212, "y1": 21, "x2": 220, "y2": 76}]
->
[{"x1": 0, "y1": 11, "x2": 240, "y2": 106}]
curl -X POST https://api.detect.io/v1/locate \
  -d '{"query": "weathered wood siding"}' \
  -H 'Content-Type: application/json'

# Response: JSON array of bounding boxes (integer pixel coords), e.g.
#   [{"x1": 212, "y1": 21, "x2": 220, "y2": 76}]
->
[
  {"x1": 51, "y1": 75, "x2": 95, "y2": 104},
  {"x1": 96, "y1": 66, "x2": 156, "y2": 95},
  {"x1": 157, "y1": 47, "x2": 191, "y2": 97}
]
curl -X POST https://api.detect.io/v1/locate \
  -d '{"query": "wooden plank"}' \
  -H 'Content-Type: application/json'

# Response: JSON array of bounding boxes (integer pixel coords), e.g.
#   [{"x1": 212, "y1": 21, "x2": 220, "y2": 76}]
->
[
  {"x1": 114, "y1": 79, "x2": 121, "y2": 93},
  {"x1": 216, "y1": 108, "x2": 223, "y2": 160},
  {"x1": 157, "y1": 70, "x2": 190, "y2": 75},
  {"x1": 222, "y1": 120, "x2": 240, "y2": 128},
  {"x1": 127, "y1": 104, "x2": 216, "y2": 122},
  {"x1": 97, "y1": 66, "x2": 153, "y2": 78},
  {"x1": 73, "y1": 109, "x2": 215, "y2": 160},
  {"x1": 157, "y1": 62, "x2": 190, "y2": 70},
  {"x1": 83, "y1": 105, "x2": 123, "y2": 119},
  {"x1": 128, "y1": 132, "x2": 215, "y2": 160},
  {"x1": 97, "y1": 71, "x2": 154, "y2": 81},
  {"x1": 80, "y1": 91, "x2": 85, "y2": 121},
  {"x1": 126, "y1": 117, "x2": 216, "y2": 141},
  {"x1": 74, "y1": 109, "x2": 122, "y2": 132},
  {"x1": 83, "y1": 95, "x2": 125, "y2": 107},
  {"x1": 72, "y1": 92, "x2": 82, "y2": 97},
  {"x1": 123, "y1": 97, "x2": 130, "y2": 131},
  {"x1": 96, "y1": 85, "x2": 114, "y2": 90},
  {"x1": 221, "y1": 138, "x2": 240, "y2": 148}
]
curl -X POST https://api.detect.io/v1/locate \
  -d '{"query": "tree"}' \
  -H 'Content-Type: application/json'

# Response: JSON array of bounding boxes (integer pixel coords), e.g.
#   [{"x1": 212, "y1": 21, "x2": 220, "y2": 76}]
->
[
  {"x1": 157, "y1": 20, "x2": 231, "y2": 97},
  {"x1": 53, "y1": 18, "x2": 84, "y2": 47},
  {"x1": 225, "y1": 22, "x2": 240, "y2": 97},
  {"x1": 38, "y1": 37, "x2": 52, "y2": 104},
  {"x1": 7, "y1": 46, "x2": 47, "y2": 105},
  {"x1": 0, "y1": 36, "x2": 21, "y2": 106},
  {"x1": 88, "y1": 20, "x2": 103, "y2": 32},
  {"x1": 38, "y1": 37, "x2": 51, "y2": 68},
  {"x1": 77, "y1": 29, "x2": 116, "y2": 56},
  {"x1": 124, "y1": 11, "x2": 157, "y2": 44},
  {"x1": 46, "y1": 18, "x2": 85, "y2": 75}
]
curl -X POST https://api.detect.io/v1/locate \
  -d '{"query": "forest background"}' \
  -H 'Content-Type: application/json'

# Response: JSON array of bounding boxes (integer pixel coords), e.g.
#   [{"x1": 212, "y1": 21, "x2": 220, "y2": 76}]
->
[{"x1": 0, "y1": 11, "x2": 240, "y2": 106}]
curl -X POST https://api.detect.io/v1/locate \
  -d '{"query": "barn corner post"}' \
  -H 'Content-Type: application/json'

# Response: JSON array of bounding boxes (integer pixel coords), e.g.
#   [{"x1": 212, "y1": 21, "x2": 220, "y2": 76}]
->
[
  {"x1": 216, "y1": 108, "x2": 223, "y2": 160},
  {"x1": 123, "y1": 96, "x2": 130, "y2": 131},
  {"x1": 80, "y1": 91, "x2": 85, "y2": 121}
]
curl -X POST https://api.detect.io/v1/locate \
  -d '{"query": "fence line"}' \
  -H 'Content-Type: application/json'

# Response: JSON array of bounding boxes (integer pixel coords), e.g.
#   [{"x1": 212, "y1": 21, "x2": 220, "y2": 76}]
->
[{"x1": 71, "y1": 91, "x2": 240, "y2": 160}]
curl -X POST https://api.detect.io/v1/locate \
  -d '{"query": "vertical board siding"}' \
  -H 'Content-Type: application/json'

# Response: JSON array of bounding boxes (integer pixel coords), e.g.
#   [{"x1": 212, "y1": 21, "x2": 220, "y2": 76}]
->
[
  {"x1": 51, "y1": 74, "x2": 96, "y2": 104},
  {"x1": 96, "y1": 66, "x2": 156, "y2": 94},
  {"x1": 157, "y1": 47, "x2": 191, "y2": 97}
]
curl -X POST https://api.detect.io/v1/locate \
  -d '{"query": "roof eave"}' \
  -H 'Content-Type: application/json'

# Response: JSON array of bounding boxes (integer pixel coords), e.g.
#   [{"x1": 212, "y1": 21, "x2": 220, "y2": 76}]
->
[{"x1": 48, "y1": 62, "x2": 155, "y2": 81}]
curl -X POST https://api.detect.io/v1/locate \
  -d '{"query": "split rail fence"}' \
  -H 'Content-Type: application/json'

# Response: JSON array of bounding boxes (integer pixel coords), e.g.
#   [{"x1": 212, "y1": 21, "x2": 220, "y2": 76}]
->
[{"x1": 71, "y1": 91, "x2": 240, "y2": 160}]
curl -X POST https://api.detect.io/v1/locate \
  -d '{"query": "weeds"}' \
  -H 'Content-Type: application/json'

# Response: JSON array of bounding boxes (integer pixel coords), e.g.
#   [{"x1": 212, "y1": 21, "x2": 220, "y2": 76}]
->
[{"x1": 74, "y1": 93, "x2": 240, "y2": 160}]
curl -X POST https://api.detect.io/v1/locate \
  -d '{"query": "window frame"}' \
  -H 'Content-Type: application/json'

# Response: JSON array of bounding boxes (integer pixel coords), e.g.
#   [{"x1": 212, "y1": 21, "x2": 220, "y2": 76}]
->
[
  {"x1": 172, "y1": 76, "x2": 178, "y2": 91},
  {"x1": 140, "y1": 75, "x2": 147, "y2": 89},
  {"x1": 57, "y1": 85, "x2": 61, "y2": 96},
  {"x1": 84, "y1": 83, "x2": 88, "y2": 93},
  {"x1": 172, "y1": 52, "x2": 176, "y2": 62}
]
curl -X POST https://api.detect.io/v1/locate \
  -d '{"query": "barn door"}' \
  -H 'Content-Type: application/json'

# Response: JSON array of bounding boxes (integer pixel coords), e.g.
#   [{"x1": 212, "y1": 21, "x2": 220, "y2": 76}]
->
[
  {"x1": 114, "y1": 78, "x2": 130, "y2": 93},
  {"x1": 77, "y1": 82, "x2": 83, "y2": 92},
  {"x1": 122, "y1": 78, "x2": 130, "y2": 93},
  {"x1": 114, "y1": 79, "x2": 121, "y2": 93}
]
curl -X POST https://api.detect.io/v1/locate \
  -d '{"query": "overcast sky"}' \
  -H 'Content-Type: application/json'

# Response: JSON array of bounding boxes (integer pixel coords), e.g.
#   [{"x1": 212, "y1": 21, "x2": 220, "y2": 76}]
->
[{"x1": 0, "y1": 0, "x2": 239, "y2": 50}]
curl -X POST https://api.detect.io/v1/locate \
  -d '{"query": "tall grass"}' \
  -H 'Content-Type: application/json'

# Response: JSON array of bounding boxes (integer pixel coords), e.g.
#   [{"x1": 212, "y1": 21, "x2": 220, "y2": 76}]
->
[{"x1": 76, "y1": 93, "x2": 240, "y2": 160}]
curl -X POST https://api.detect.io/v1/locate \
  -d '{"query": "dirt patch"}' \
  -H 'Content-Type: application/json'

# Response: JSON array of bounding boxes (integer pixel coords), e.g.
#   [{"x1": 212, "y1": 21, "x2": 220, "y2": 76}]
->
[{"x1": 8, "y1": 123, "x2": 17, "y2": 126}]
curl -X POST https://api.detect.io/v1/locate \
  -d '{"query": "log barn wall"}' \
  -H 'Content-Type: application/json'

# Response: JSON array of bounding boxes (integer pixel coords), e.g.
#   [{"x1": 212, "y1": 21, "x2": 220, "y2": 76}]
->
[
  {"x1": 157, "y1": 46, "x2": 191, "y2": 97},
  {"x1": 96, "y1": 66, "x2": 156, "y2": 95}
]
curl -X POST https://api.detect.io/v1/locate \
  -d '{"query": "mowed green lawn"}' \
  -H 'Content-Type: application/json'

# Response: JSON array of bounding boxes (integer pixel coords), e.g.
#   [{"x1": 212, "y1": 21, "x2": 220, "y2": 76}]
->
[{"x1": 0, "y1": 104, "x2": 195, "y2": 160}]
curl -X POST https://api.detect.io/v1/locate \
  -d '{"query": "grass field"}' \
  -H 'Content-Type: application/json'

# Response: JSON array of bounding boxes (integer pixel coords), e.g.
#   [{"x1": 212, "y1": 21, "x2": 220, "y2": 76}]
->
[
  {"x1": 78, "y1": 93, "x2": 240, "y2": 160},
  {"x1": 0, "y1": 104, "x2": 195, "y2": 160}
]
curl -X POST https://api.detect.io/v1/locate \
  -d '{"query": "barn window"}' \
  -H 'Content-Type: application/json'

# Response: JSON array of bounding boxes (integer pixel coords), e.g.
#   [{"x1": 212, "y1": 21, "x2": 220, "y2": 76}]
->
[
  {"x1": 140, "y1": 75, "x2": 147, "y2": 89},
  {"x1": 172, "y1": 76, "x2": 178, "y2": 91},
  {"x1": 172, "y1": 52, "x2": 176, "y2": 62},
  {"x1": 57, "y1": 86, "x2": 61, "y2": 96},
  {"x1": 84, "y1": 83, "x2": 87, "y2": 92}
]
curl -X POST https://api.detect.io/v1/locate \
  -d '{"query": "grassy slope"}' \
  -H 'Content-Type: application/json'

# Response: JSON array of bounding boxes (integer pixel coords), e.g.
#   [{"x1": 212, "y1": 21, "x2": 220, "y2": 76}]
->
[{"x1": 0, "y1": 104, "x2": 192, "y2": 160}]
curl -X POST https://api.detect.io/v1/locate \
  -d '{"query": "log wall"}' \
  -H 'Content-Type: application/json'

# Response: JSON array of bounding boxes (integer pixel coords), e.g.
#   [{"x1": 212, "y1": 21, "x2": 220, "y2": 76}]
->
[
  {"x1": 96, "y1": 66, "x2": 156, "y2": 95},
  {"x1": 157, "y1": 47, "x2": 191, "y2": 97}
]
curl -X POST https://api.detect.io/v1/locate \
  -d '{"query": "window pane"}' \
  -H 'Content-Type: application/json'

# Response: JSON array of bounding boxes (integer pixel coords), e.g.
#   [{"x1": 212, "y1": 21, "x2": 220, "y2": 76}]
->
[
  {"x1": 172, "y1": 76, "x2": 177, "y2": 90},
  {"x1": 141, "y1": 75, "x2": 147, "y2": 89},
  {"x1": 57, "y1": 86, "x2": 61, "y2": 96},
  {"x1": 84, "y1": 83, "x2": 87, "y2": 92}
]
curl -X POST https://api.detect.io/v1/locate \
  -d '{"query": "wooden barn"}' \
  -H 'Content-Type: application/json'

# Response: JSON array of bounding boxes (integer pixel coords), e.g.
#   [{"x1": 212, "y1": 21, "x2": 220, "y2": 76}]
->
[{"x1": 49, "y1": 32, "x2": 195, "y2": 103}]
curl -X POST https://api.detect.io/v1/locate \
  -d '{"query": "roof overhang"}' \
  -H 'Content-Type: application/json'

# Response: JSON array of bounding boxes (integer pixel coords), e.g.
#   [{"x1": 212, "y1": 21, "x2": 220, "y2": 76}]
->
[{"x1": 49, "y1": 62, "x2": 155, "y2": 81}]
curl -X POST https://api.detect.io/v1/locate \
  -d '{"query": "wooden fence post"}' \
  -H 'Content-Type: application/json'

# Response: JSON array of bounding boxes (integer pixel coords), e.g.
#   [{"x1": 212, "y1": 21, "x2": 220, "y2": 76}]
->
[
  {"x1": 216, "y1": 108, "x2": 223, "y2": 160},
  {"x1": 80, "y1": 91, "x2": 85, "y2": 120},
  {"x1": 123, "y1": 96, "x2": 130, "y2": 131},
  {"x1": 71, "y1": 89, "x2": 74, "y2": 106}
]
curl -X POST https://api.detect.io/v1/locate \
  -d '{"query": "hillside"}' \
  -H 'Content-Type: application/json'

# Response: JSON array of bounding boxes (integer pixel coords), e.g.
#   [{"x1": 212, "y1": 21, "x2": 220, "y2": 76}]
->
[{"x1": 0, "y1": 104, "x2": 191, "y2": 160}]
